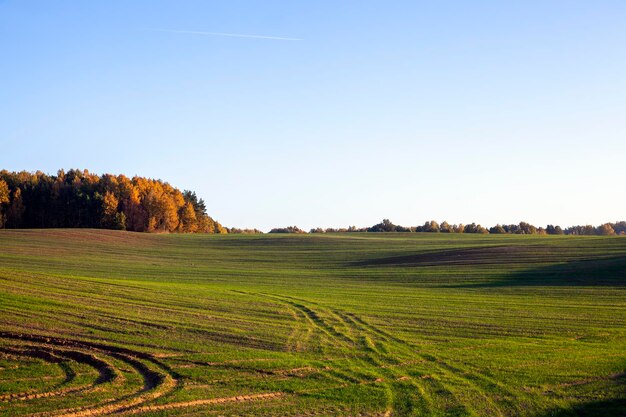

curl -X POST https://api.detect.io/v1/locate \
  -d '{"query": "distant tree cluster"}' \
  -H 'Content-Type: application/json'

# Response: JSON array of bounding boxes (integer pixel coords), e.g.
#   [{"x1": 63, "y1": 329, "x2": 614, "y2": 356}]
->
[
  {"x1": 563, "y1": 222, "x2": 626, "y2": 236},
  {"x1": 310, "y1": 219, "x2": 487, "y2": 234},
  {"x1": 310, "y1": 226, "x2": 361, "y2": 233},
  {"x1": 268, "y1": 226, "x2": 306, "y2": 234},
  {"x1": 228, "y1": 228, "x2": 264, "y2": 234},
  {"x1": 308, "y1": 219, "x2": 626, "y2": 236},
  {"x1": 0, "y1": 169, "x2": 226, "y2": 233}
]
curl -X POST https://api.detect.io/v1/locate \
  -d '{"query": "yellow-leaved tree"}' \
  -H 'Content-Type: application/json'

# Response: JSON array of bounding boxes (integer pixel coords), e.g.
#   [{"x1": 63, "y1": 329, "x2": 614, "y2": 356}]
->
[
  {"x1": 0, "y1": 179, "x2": 9, "y2": 228},
  {"x1": 101, "y1": 191, "x2": 121, "y2": 229},
  {"x1": 179, "y1": 201, "x2": 198, "y2": 233}
]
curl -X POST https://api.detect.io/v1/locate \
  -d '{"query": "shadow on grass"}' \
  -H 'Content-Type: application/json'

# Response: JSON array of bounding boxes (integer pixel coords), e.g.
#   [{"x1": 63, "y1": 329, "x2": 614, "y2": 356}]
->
[
  {"x1": 455, "y1": 257, "x2": 626, "y2": 288},
  {"x1": 539, "y1": 399, "x2": 626, "y2": 417},
  {"x1": 538, "y1": 373, "x2": 626, "y2": 416},
  {"x1": 350, "y1": 245, "x2": 626, "y2": 287},
  {"x1": 540, "y1": 399, "x2": 626, "y2": 417},
  {"x1": 350, "y1": 246, "x2": 550, "y2": 267}
]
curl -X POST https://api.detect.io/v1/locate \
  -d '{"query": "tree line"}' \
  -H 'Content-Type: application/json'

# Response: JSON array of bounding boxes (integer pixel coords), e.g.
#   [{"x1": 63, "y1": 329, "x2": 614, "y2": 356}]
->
[
  {"x1": 0, "y1": 169, "x2": 227, "y2": 233},
  {"x1": 1, "y1": 170, "x2": 623, "y2": 237},
  {"x1": 307, "y1": 219, "x2": 626, "y2": 236}
]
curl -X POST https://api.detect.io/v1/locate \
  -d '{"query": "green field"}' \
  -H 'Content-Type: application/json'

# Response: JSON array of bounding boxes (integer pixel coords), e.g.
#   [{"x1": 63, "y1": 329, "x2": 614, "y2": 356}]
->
[{"x1": 0, "y1": 230, "x2": 624, "y2": 416}]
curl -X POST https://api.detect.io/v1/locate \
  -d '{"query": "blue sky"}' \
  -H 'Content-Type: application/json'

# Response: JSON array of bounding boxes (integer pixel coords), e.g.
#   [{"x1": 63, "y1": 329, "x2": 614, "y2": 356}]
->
[{"x1": 1, "y1": 1, "x2": 625, "y2": 231}]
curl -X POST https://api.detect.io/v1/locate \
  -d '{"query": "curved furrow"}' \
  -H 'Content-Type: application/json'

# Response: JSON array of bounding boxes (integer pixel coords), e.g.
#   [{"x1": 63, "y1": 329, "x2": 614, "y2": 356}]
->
[
  {"x1": 0, "y1": 347, "x2": 87, "y2": 402},
  {"x1": 121, "y1": 392, "x2": 284, "y2": 415},
  {"x1": 0, "y1": 332, "x2": 179, "y2": 416}
]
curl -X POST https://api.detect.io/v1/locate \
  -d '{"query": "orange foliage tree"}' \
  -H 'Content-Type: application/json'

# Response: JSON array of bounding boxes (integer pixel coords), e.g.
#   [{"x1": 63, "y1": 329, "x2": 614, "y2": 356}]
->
[{"x1": 0, "y1": 169, "x2": 227, "y2": 233}]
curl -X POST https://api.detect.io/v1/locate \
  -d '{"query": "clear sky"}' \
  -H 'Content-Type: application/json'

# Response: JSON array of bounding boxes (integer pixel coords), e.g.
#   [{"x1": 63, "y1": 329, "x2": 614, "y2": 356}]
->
[{"x1": 2, "y1": 1, "x2": 625, "y2": 231}]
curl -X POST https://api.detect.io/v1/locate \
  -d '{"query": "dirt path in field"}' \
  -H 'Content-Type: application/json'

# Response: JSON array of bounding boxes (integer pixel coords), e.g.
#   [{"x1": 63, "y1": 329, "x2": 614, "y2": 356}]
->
[
  {"x1": 0, "y1": 332, "x2": 178, "y2": 416},
  {"x1": 0, "y1": 345, "x2": 111, "y2": 403},
  {"x1": 122, "y1": 392, "x2": 284, "y2": 414}
]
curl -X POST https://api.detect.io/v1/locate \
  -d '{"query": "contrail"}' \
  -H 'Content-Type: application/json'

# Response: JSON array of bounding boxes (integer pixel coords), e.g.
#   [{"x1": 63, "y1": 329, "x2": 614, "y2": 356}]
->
[{"x1": 145, "y1": 28, "x2": 303, "y2": 41}]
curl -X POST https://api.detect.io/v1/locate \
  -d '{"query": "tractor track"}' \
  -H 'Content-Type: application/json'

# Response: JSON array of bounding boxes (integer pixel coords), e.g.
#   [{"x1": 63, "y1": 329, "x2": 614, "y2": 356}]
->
[
  {"x1": 0, "y1": 332, "x2": 179, "y2": 416},
  {"x1": 260, "y1": 293, "x2": 523, "y2": 417}
]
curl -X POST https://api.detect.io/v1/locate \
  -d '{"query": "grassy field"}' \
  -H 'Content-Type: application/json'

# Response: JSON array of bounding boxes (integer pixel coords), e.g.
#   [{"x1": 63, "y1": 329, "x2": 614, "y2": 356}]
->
[{"x1": 0, "y1": 230, "x2": 624, "y2": 416}]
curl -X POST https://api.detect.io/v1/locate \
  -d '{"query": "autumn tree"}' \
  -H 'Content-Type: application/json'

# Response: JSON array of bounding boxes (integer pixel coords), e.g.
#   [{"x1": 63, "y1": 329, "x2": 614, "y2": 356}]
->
[
  {"x1": 440, "y1": 221, "x2": 452, "y2": 233},
  {"x1": 518, "y1": 222, "x2": 537, "y2": 235},
  {"x1": 113, "y1": 212, "x2": 127, "y2": 230},
  {"x1": 613, "y1": 222, "x2": 626, "y2": 235},
  {"x1": 597, "y1": 223, "x2": 616, "y2": 236},
  {"x1": 0, "y1": 179, "x2": 9, "y2": 228},
  {"x1": 179, "y1": 201, "x2": 198, "y2": 233},
  {"x1": 101, "y1": 191, "x2": 119, "y2": 228},
  {"x1": 464, "y1": 223, "x2": 488, "y2": 234},
  {"x1": 423, "y1": 220, "x2": 440, "y2": 232},
  {"x1": 489, "y1": 224, "x2": 506, "y2": 234}
]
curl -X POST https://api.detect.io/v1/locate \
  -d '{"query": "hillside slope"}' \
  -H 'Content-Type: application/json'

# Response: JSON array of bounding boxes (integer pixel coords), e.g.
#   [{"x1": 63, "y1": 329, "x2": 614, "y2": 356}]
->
[{"x1": 0, "y1": 230, "x2": 624, "y2": 416}]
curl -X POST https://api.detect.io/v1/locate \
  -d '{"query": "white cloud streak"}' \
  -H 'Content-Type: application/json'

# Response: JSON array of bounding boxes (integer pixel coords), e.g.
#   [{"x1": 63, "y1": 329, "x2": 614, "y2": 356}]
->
[{"x1": 145, "y1": 28, "x2": 303, "y2": 41}]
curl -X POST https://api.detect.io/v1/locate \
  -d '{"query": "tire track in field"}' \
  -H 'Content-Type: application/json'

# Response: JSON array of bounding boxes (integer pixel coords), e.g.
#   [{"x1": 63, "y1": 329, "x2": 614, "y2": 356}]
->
[
  {"x1": 121, "y1": 392, "x2": 284, "y2": 414},
  {"x1": 263, "y1": 295, "x2": 383, "y2": 380},
  {"x1": 337, "y1": 308, "x2": 521, "y2": 416},
  {"x1": 262, "y1": 294, "x2": 522, "y2": 417},
  {"x1": 238, "y1": 290, "x2": 516, "y2": 415},
  {"x1": 0, "y1": 345, "x2": 113, "y2": 403},
  {"x1": 284, "y1": 303, "x2": 314, "y2": 353},
  {"x1": 335, "y1": 309, "x2": 522, "y2": 416},
  {"x1": 0, "y1": 332, "x2": 179, "y2": 416},
  {"x1": 261, "y1": 294, "x2": 435, "y2": 417},
  {"x1": 354, "y1": 312, "x2": 523, "y2": 414},
  {"x1": 231, "y1": 289, "x2": 313, "y2": 353},
  {"x1": 279, "y1": 294, "x2": 455, "y2": 416}
]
